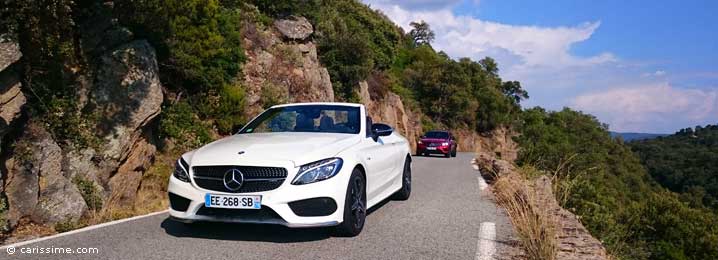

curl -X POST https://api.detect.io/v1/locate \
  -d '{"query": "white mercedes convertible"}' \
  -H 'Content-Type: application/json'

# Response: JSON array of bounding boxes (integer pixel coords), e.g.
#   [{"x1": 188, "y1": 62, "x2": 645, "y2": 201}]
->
[{"x1": 167, "y1": 102, "x2": 412, "y2": 236}]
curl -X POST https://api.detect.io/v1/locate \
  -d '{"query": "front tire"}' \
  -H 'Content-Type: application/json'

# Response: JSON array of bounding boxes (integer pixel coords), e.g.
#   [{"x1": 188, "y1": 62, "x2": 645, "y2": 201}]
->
[
  {"x1": 334, "y1": 169, "x2": 366, "y2": 237},
  {"x1": 393, "y1": 157, "x2": 412, "y2": 200}
]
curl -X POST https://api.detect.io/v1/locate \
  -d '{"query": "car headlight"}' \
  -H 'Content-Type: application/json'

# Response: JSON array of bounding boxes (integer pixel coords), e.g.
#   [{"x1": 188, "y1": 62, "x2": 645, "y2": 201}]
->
[
  {"x1": 292, "y1": 158, "x2": 343, "y2": 185},
  {"x1": 173, "y1": 158, "x2": 190, "y2": 182},
  {"x1": 441, "y1": 142, "x2": 449, "y2": 146},
  {"x1": 418, "y1": 140, "x2": 423, "y2": 144}
]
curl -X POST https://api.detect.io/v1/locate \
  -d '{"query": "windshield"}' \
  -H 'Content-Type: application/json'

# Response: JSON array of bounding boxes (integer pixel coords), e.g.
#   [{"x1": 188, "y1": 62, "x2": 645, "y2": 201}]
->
[
  {"x1": 424, "y1": 131, "x2": 449, "y2": 139},
  {"x1": 239, "y1": 105, "x2": 361, "y2": 134}
]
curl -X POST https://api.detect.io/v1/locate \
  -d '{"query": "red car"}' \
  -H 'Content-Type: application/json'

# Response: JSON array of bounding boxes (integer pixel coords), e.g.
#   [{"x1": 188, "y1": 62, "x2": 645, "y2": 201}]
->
[{"x1": 416, "y1": 130, "x2": 457, "y2": 158}]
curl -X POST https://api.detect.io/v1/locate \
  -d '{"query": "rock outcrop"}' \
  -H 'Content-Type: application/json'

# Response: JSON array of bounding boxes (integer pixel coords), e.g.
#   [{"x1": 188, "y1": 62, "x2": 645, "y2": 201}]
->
[
  {"x1": 107, "y1": 138, "x2": 156, "y2": 207},
  {"x1": 0, "y1": 39, "x2": 25, "y2": 156},
  {"x1": 358, "y1": 81, "x2": 423, "y2": 152},
  {"x1": 274, "y1": 16, "x2": 314, "y2": 41},
  {"x1": 93, "y1": 40, "x2": 162, "y2": 163},
  {"x1": 466, "y1": 126, "x2": 518, "y2": 162},
  {"x1": 4, "y1": 123, "x2": 87, "y2": 228},
  {"x1": 242, "y1": 17, "x2": 334, "y2": 118}
]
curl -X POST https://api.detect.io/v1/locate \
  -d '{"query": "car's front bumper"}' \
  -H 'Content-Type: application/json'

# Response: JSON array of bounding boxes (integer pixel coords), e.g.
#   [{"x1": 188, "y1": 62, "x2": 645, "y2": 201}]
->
[
  {"x1": 417, "y1": 145, "x2": 450, "y2": 154},
  {"x1": 166, "y1": 163, "x2": 351, "y2": 228}
]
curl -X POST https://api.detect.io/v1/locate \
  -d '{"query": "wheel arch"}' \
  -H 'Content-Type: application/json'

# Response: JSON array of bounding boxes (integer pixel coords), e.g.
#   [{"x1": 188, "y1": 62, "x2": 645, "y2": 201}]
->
[{"x1": 353, "y1": 163, "x2": 367, "y2": 180}]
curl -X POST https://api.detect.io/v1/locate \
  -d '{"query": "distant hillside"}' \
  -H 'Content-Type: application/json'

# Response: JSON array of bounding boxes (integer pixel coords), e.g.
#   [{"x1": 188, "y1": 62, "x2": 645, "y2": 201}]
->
[
  {"x1": 610, "y1": 131, "x2": 668, "y2": 141},
  {"x1": 629, "y1": 124, "x2": 718, "y2": 210}
]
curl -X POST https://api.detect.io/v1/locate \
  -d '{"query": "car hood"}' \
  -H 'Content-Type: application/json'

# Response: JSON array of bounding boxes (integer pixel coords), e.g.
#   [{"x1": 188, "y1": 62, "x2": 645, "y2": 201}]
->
[{"x1": 185, "y1": 132, "x2": 361, "y2": 167}]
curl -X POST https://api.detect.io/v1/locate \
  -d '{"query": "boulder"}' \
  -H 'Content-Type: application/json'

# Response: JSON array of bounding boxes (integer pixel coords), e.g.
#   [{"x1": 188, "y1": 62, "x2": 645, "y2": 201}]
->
[
  {"x1": 4, "y1": 123, "x2": 87, "y2": 227},
  {"x1": 274, "y1": 16, "x2": 313, "y2": 41},
  {"x1": 3, "y1": 157, "x2": 38, "y2": 228},
  {"x1": 93, "y1": 40, "x2": 163, "y2": 162},
  {"x1": 32, "y1": 172, "x2": 88, "y2": 224}
]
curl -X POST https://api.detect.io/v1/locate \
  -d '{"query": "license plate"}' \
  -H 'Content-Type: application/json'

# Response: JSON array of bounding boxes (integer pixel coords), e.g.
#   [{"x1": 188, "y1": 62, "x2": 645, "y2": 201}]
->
[
  {"x1": 204, "y1": 194, "x2": 261, "y2": 209},
  {"x1": 427, "y1": 147, "x2": 437, "y2": 150}
]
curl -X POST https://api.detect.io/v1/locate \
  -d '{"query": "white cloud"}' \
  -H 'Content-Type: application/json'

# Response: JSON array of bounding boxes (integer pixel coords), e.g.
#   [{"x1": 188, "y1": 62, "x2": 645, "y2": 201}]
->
[
  {"x1": 572, "y1": 84, "x2": 718, "y2": 132},
  {"x1": 364, "y1": 1, "x2": 615, "y2": 69}
]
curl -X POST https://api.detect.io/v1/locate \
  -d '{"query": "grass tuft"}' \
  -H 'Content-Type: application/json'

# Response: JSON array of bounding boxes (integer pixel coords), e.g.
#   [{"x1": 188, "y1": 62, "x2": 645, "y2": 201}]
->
[{"x1": 493, "y1": 172, "x2": 557, "y2": 260}]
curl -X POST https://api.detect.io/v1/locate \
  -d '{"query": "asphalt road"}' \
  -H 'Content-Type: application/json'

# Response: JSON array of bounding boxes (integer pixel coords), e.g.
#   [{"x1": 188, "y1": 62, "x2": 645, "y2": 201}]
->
[{"x1": 1, "y1": 153, "x2": 517, "y2": 260}]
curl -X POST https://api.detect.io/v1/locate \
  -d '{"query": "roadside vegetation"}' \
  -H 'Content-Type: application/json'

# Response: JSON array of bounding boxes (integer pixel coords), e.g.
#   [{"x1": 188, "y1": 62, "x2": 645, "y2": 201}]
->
[
  {"x1": 491, "y1": 169, "x2": 557, "y2": 260},
  {"x1": 515, "y1": 107, "x2": 718, "y2": 259}
]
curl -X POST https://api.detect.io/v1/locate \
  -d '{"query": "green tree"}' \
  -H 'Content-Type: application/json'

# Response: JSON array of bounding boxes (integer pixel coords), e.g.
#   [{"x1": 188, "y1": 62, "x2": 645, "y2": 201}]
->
[{"x1": 409, "y1": 20, "x2": 435, "y2": 46}]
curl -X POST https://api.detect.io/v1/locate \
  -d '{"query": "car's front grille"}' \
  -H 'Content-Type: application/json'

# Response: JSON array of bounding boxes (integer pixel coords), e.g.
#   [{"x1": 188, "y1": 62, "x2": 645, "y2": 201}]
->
[
  {"x1": 195, "y1": 206, "x2": 284, "y2": 222},
  {"x1": 427, "y1": 142, "x2": 440, "y2": 147},
  {"x1": 192, "y1": 166, "x2": 288, "y2": 193}
]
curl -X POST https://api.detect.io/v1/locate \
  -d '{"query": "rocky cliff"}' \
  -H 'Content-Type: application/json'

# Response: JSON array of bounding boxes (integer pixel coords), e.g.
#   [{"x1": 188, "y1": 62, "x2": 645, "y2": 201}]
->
[
  {"x1": 0, "y1": 4, "x2": 163, "y2": 239},
  {"x1": 241, "y1": 15, "x2": 334, "y2": 118}
]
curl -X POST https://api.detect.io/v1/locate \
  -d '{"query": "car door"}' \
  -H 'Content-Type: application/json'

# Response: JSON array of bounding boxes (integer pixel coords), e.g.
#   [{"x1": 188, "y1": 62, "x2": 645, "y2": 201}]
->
[{"x1": 359, "y1": 118, "x2": 398, "y2": 199}]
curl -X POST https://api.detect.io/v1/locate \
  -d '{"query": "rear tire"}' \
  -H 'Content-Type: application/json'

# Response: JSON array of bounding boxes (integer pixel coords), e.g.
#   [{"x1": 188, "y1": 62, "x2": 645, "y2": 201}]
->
[
  {"x1": 334, "y1": 169, "x2": 366, "y2": 237},
  {"x1": 393, "y1": 157, "x2": 412, "y2": 200}
]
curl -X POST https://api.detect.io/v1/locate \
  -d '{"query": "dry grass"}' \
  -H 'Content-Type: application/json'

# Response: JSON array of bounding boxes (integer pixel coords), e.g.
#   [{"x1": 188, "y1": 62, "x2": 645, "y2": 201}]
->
[
  {"x1": 493, "y1": 172, "x2": 558, "y2": 260},
  {"x1": 132, "y1": 152, "x2": 175, "y2": 215}
]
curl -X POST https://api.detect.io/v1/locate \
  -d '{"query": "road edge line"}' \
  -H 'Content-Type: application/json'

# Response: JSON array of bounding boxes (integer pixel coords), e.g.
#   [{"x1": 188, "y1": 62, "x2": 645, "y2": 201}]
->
[
  {"x1": 0, "y1": 210, "x2": 169, "y2": 250},
  {"x1": 476, "y1": 222, "x2": 497, "y2": 260}
]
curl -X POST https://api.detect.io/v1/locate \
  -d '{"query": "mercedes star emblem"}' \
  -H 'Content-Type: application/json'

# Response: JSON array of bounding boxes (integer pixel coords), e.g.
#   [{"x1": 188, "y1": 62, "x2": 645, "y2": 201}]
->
[{"x1": 223, "y1": 168, "x2": 244, "y2": 191}]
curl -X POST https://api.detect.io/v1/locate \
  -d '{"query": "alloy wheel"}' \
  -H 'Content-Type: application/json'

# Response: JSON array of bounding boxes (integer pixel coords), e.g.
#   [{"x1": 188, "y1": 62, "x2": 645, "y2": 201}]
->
[{"x1": 350, "y1": 177, "x2": 366, "y2": 229}]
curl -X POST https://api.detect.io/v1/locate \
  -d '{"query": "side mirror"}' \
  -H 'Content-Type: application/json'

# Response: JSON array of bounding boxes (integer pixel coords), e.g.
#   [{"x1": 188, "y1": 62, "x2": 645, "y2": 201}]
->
[
  {"x1": 420, "y1": 135, "x2": 425, "y2": 139},
  {"x1": 371, "y1": 123, "x2": 393, "y2": 137}
]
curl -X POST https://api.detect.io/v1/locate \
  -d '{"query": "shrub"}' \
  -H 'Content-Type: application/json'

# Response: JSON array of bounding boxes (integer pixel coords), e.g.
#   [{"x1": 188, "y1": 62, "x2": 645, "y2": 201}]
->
[
  {"x1": 260, "y1": 82, "x2": 287, "y2": 109},
  {"x1": 72, "y1": 176, "x2": 103, "y2": 211},
  {"x1": 0, "y1": 195, "x2": 8, "y2": 233},
  {"x1": 159, "y1": 101, "x2": 213, "y2": 149},
  {"x1": 195, "y1": 84, "x2": 247, "y2": 134}
]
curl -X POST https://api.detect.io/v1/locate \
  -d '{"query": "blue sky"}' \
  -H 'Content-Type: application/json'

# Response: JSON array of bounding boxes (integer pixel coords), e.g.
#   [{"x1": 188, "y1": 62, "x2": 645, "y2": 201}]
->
[{"x1": 364, "y1": 0, "x2": 718, "y2": 133}]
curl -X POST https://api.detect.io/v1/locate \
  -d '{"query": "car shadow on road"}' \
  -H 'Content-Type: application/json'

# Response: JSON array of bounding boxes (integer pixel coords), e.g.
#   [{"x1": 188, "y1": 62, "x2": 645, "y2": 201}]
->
[
  {"x1": 160, "y1": 198, "x2": 395, "y2": 243},
  {"x1": 160, "y1": 218, "x2": 332, "y2": 243}
]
